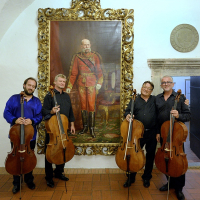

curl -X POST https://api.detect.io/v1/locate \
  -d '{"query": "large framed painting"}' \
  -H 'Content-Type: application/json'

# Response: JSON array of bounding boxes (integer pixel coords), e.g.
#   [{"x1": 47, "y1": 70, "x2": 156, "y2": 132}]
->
[{"x1": 37, "y1": 0, "x2": 134, "y2": 155}]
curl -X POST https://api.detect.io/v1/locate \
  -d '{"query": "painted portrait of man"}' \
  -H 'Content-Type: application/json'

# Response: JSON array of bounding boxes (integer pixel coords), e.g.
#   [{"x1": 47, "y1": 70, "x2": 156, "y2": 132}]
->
[{"x1": 49, "y1": 21, "x2": 121, "y2": 144}]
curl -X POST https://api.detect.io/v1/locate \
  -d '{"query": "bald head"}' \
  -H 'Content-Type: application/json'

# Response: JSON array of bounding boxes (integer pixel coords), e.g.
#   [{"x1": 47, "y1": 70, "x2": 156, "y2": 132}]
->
[{"x1": 81, "y1": 39, "x2": 90, "y2": 45}]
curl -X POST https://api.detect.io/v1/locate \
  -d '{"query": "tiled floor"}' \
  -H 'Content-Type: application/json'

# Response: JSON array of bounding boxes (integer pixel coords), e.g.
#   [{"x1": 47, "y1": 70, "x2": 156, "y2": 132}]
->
[
  {"x1": 1, "y1": 125, "x2": 200, "y2": 200},
  {"x1": 1, "y1": 168, "x2": 200, "y2": 200}
]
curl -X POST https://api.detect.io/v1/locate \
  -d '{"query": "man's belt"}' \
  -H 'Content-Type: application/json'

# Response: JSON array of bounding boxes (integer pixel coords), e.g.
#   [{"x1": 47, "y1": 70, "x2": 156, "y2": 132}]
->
[
  {"x1": 80, "y1": 73, "x2": 95, "y2": 83},
  {"x1": 80, "y1": 73, "x2": 94, "y2": 76}
]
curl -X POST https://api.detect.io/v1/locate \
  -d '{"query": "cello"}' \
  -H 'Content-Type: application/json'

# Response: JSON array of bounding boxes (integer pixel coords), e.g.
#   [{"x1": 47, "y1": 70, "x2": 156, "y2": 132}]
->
[
  {"x1": 155, "y1": 89, "x2": 188, "y2": 178},
  {"x1": 45, "y1": 86, "x2": 75, "y2": 165},
  {"x1": 5, "y1": 92, "x2": 37, "y2": 176},
  {"x1": 115, "y1": 90, "x2": 145, "y2": 173}
]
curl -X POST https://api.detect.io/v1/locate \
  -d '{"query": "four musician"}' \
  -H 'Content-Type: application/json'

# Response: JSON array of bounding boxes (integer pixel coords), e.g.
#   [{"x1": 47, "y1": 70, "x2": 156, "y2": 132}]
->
[
  {"x1": 42, "y1": 74, "x2": 75, "y2": 188},
  {"x1": 3, "y1": 74, "x2": 191, "y2": 200},
  {"x1": 156, "y1": 76, "x2": 191, "y2": 200},
  {"x1": 123, "y1": 81, "x2": 157, "y2": 188},
  {"x1": 3, "y1": 77, "x2": 42, "y2": 194}
]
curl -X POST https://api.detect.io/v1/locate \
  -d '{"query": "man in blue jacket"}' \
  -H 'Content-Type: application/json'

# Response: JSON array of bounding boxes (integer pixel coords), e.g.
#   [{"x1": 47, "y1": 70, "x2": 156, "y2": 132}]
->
[{"x1": 4, "y1": 77, "x2": 42, "y2": 194}]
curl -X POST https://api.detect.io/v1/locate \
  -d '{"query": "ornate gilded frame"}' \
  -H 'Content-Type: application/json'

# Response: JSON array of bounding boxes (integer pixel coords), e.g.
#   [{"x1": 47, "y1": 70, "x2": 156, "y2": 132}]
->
[{"x1": 37, "y1": 0, "x2": 134, "y2": 155}]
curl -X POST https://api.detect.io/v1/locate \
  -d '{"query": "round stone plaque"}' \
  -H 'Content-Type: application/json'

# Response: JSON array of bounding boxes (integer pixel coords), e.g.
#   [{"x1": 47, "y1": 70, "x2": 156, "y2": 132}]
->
[{"x1": 170, "y1": 24, "x2": 199, "y2": 52}]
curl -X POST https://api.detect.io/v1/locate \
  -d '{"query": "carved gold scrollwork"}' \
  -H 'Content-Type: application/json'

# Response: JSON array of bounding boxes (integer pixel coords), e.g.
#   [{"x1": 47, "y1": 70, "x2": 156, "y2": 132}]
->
[
  {"x1": 36, "y1": 121, "x2": 46, "y2": 154},
  {"x1": 37, "y1": 0, "x2": 134, "y2": 155},
  {"x1": 74, "y1": 143, "x2": 120, "y2": 155}
]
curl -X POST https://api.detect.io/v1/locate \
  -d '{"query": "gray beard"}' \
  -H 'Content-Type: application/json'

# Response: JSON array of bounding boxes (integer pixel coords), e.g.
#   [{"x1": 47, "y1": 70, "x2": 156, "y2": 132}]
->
[{"x1": 82, "y1": 48, "x2": 91, "y2": 53}]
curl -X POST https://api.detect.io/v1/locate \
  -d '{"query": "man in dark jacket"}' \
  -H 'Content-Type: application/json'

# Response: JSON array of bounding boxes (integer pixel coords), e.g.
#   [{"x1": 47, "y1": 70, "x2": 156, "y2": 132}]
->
[
  {"x1": 42, "y1": 74, "x2": 75, "y2": 188},
  {"x1": 156, "y1": 75, "x2": 191, "y2": 200},
  {"x1": 123, "y1": 81, "x2": 158, "y2": 188}
]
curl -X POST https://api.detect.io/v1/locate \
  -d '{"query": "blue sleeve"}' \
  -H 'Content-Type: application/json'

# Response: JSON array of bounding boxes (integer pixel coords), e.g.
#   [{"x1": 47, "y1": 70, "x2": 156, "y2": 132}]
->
[
  {"x1": 3, "y1": 96, "x2": 17, "y2": 125},
  {"x1": 31, "y1": 98, "x2": 43, "y2": 125}
]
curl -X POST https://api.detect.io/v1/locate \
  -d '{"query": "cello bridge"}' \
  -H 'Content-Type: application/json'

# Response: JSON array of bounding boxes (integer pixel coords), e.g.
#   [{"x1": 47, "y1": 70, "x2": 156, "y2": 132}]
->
[
  {"x1": 18, "y1": 150, "x2": 26, "y2": 153},
  {"x1": 164, "y1": 148, "x2": 173, "y2": 152}
]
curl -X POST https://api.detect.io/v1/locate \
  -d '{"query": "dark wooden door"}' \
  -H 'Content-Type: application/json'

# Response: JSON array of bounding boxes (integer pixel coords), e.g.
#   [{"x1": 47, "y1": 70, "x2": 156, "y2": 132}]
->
[{"x1": 190, "y1": 76, "x2": 200, "y2": 158}]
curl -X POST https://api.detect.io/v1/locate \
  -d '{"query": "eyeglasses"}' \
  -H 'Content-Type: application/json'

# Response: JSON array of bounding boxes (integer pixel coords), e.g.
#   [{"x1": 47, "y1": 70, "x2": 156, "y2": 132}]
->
[
  {"x1": 142, "y1": 87, "x2": 153, "y2": 91},
  {"x1": 161, "y1": 81, "x2": 173, "y2": 85}
]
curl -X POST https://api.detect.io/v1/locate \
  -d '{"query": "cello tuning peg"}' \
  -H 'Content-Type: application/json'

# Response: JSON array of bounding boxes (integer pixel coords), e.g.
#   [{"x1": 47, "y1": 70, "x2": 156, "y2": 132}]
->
[
  {"x1": 49, "y1": 85, "x2": 54, "y2": 90},
  {"x1": 177, "y1": 89, "x2": 182, "y2": 94}
]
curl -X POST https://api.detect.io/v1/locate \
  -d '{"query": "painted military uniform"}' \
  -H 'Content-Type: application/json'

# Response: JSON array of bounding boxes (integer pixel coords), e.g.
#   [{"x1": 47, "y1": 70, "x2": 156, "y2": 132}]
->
[{"x1": 67, "y1": 51, "x2": 103, "y2": 137}]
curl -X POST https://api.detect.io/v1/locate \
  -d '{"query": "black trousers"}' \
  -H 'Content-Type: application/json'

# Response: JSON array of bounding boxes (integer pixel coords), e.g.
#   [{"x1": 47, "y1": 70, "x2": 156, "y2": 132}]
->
[
  {"x1": 12, "y1": 140, "x2": 36, "y2": 186},
  {"x1": 45, "y1": 133, "x2": 65, "y2": 181},
  {"x1": 168, "y1": 175, "x2": 185, "y2": 190},
  {"x1": 127, "y1": 129, "x2": 157, "y2": 181}
]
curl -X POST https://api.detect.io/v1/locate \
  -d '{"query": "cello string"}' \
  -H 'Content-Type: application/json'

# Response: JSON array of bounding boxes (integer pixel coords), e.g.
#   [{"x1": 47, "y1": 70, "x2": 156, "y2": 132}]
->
[
  {"x1": 56, "y1": 111, "x2": 65, "y2": 148},
  {"x1": 124, "y1": 118, "x2": 131, "y2": 160},
  {"x1": 54, "y1": 93, "x2": 65, "y2": 149}
]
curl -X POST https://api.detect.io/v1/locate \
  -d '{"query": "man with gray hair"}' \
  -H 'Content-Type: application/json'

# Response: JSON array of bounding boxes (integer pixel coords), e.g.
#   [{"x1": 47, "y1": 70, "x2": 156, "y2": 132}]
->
[
  {"x1": 66, "y1": 39, "x2": 103, "y2": 138},
  {"x1": 42, "y1": 74, "x2": 75, "y2": 188},
  {"x1": 156, "y1": 75, "x2": 191, "y2": 200}
]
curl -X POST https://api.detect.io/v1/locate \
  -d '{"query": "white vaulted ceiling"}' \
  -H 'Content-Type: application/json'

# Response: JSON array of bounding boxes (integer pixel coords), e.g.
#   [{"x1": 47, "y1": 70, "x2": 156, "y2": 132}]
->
[{"x1": 0, "y1": 0, "x2": 35, "y2": 41}]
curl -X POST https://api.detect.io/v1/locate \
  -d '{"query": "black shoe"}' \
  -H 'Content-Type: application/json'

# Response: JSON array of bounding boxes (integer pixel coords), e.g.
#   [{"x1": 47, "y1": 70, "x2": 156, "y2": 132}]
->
[
  {"x1": 123, "y1": 178, "x2": 135, "y2": 188},
  {"x1": 12, "y1": 185, "x2": 20, "y2": 194},
  {"x1": 143, "y1": 179, "x2": 150, "y2": 188},
  {"x1": 175, "y1": 190, "x2": 185, "y2": 200},
  {"x1": 55, "y1": 174, "x2": 69, "y2": 181},
  {"x1": 27, "y1": 182, "x2": 35, "y2": 190},
  {"x1": 46, "y1": 179, "x2": 54, "y2": 188},
  {"x1": 159, "y1": 183, "x2": 171, "y2": 191}
]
